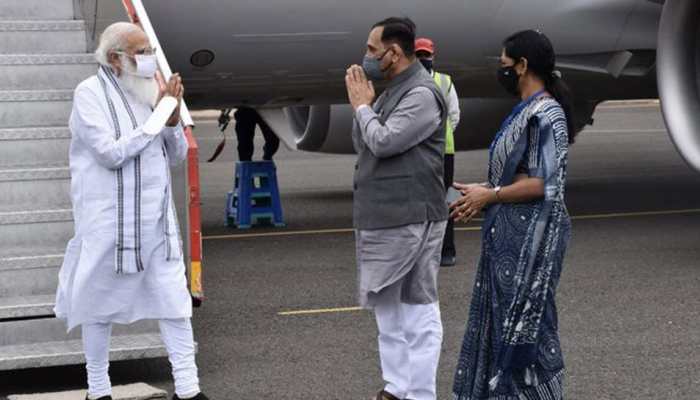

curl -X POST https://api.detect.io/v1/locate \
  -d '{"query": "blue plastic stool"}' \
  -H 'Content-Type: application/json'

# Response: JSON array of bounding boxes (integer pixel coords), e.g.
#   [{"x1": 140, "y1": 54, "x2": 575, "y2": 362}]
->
[{"x1": 225, "y1": 161, "x2": 285, "y2": 229}]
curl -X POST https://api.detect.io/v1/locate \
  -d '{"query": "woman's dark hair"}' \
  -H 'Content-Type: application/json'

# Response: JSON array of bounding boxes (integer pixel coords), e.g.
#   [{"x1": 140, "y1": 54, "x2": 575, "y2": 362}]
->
[
  {"x1": 372, "y1": 17, "x2": 416, "y2": 58},
  {"x1": 503, "y1": 30, "x2": 578, "y2": 143}
]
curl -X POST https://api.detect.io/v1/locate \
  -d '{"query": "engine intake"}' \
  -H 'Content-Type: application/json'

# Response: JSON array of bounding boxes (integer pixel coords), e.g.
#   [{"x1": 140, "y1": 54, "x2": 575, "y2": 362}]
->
[
  {"x1": 657, "y1": 0, "x2": 700, "y2": 171},
  {"x1": 284, "y1": 105, "x2": 355, "y2": 153}
]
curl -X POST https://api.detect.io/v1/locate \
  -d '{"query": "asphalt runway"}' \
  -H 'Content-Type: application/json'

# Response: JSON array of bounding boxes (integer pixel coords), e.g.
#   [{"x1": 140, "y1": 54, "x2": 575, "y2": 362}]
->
[{"x1": 3, "y1": 103, "x2": 700, "y2": 399}]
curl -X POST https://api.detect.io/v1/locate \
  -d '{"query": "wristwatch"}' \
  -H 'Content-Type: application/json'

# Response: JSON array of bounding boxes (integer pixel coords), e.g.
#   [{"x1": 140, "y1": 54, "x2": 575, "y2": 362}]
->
[{"x1": 493, "y1": 186, "x2": 502, "y2": 202}]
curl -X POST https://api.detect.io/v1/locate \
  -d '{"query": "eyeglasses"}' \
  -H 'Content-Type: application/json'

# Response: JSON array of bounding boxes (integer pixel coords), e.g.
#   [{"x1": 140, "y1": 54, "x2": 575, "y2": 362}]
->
[
  {"x1": 135, "y1": 47, "x2": 157, "y2": 56},
  {"x1": 114, "y1": 47, "x2": 157, "y2": 57}
]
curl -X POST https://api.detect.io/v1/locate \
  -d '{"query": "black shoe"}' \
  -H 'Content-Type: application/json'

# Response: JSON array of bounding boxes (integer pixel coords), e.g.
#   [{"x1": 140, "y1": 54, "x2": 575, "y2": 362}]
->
[
  {"x1": 440, "y1": 254, "x2": 456, "y2": 267},
  {"x1": 173, "y1": 393, "x2": 209, "y2": 400},
  {"x1": 85, "y1": 396, "x2": 112, "y2": 400},
  {"x1": 376, "y1": 390, "x2": 400, "y2": 400}
]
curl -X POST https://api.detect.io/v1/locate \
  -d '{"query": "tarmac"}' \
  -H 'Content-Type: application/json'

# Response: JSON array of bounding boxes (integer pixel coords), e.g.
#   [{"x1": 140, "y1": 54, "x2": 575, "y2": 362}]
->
[{"x1": 2, "y1": 102, "x2": 700, "y2": 399}]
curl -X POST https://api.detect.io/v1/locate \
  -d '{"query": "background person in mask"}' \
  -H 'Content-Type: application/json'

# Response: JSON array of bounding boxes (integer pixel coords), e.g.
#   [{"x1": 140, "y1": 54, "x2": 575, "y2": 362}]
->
[
  {"x1": 449, "y1": 29, "x2": 577, "y2": 400},
  {"x1": 54, "y1": 22, "x2": 208, "y2": 400},
  {"x1": 415, "y1": 37, "x2": 461, "y2": 267},
  {"x1": 345, "y1": 17, "x2": 448, "y2": 400}
]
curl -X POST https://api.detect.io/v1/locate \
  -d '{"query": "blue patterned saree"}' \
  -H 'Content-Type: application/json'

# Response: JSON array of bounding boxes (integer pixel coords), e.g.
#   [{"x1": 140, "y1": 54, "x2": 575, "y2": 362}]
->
[{"x1": 452, "y1": 94, "x2": 572, "y2": 400}]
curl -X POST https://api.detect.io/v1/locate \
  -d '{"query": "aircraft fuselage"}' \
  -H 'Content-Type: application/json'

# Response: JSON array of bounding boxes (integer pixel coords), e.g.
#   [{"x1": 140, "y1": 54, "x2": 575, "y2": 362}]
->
[{"x1": 134, "y1": 0, "x2": 661, "y2": 109}]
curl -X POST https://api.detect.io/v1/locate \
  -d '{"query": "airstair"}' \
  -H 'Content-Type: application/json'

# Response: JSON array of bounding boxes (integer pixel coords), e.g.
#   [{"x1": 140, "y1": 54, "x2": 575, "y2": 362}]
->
[{"x1": 0, "y1": 0, "x2": 171, "y2": 370}]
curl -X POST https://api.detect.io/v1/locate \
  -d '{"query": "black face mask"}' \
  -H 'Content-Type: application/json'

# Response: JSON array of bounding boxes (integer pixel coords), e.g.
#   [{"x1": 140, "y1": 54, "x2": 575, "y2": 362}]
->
[
  {"x1": 497, "y1": 66, "x2": 520, "y2": 96},
  {"x1": 419, "y1": 58, "x2": 434, "y2": 73}
]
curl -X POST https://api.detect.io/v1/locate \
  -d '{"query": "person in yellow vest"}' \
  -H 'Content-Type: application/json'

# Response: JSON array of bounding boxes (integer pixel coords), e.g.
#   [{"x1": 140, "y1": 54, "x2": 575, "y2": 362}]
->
[{"x1": 415, "y1": 37, "x2": 461, "y2": 267}]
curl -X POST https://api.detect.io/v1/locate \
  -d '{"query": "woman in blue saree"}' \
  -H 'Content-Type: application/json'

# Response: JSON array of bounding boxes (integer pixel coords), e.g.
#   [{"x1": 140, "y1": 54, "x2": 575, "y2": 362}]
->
[{"x1": 450, "y1": 30, "x2": 577, "y2": 400}]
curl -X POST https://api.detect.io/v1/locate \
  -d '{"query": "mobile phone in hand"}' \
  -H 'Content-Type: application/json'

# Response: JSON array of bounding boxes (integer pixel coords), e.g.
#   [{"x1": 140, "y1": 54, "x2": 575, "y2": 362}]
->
[{"x1": 446, "y1": 186, "x2": 461, "y2": 206}]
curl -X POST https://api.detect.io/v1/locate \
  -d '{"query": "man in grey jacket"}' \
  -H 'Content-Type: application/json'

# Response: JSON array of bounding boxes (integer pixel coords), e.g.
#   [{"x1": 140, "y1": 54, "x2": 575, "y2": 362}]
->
[{"x1": 345, "y1": 17, "x2": 448, "y2": 400}]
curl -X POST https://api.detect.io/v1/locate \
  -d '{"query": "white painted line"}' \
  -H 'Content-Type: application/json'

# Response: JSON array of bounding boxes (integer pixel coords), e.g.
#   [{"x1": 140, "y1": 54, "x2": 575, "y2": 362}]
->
[{"x1": 583, "y1": 129, "x2": 666, "y2": 134}]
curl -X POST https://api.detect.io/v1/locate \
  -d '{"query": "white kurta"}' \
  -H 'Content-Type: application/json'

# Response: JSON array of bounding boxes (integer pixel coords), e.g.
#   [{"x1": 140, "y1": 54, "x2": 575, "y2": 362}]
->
[{"x1": 55, "y1": 68, "x2": 192, "y2": 331}]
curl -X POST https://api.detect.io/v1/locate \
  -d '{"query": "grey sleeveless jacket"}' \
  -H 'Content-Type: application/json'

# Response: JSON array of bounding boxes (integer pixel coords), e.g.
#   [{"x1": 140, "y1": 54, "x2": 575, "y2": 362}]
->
[{"x1": 352, "y1": 61, "x2": 448, "y2": 230}]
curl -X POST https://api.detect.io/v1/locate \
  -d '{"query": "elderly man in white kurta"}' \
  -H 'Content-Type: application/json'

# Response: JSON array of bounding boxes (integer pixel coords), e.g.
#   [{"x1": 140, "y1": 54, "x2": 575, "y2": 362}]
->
[{"x1": 54, "y1": 22, "x2": 208, "y2": 400}]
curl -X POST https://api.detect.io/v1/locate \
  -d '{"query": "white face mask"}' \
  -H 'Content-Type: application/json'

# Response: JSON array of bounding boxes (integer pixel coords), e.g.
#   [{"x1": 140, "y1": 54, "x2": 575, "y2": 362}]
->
[
  {"x1": 117, "y1": 53, "x2": 159, "y2": 107},
  {"x1": 132, "y1": 54, "x2": 158, "y2": 78}
]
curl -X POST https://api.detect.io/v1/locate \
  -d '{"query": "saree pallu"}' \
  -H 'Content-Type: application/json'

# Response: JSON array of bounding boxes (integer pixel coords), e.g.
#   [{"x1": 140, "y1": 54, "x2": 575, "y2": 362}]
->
[{"x1": 453, "y1": 95, "x2": 571, "y2": 400}]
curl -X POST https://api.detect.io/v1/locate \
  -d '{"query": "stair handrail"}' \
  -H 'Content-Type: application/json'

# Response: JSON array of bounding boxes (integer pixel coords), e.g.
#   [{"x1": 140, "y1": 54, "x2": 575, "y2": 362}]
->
[{"x1": 121, "y1": 0, "x2": 204, "y2": 305}]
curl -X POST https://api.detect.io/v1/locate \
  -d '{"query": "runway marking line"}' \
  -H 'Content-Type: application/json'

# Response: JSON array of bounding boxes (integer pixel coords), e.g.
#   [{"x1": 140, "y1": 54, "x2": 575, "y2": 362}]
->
[
  {"x1": 583, "y1": 128, "x2": 666, "y2": 134},
  {"x1": 204, "y1": 227, "x2": 355, "y2": 240},
  {"x1": 203, "y1": 208, "x2": 700, "y2": 241},
  {"x1": 597, "y1": 104, "x2": 659, "y2": 109},
  {"x1": 278, "y1": 306, "x2": 364, "y2": 316},
  {"x1": 568, "y1": 208, "x2": 700, "y2": 220},
  {"x1": 597, "y1": 101, "x2": 659, "y2": 109}
]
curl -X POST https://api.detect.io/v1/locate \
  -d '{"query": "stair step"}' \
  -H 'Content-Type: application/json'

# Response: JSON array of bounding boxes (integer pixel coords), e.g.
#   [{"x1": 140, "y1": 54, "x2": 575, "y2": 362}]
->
[
  {"x1": 0, "y1": 333, "x2": 167, "y2": 371},
  {"x1": 0, "y1": 90, "x2": 73, "y2": 102},
  {"x1": 0, "y1": 54, "x2": 93, "y2": 65},
  {"x1": 0, "y1": 90, "x2": 73, "y2": 128},
  {"x1": 6, "y1": 383, "x2": 168, "y2": 400},
  {"x1": 0, "y1": 126, "x2": 71, "y2": 141},
  {"x1": 0, "y1": 294, "x2": 55, "y2": 320},
  {"x1": 0, "y1": 0, "x2": 74, "y2": 21},
  {"x1": 0, "y1": 319, "x2": 165, "y2": 372},
  {"x1": 0, "y1": 254, "x2": 62, "y2": 298},
  {"x1": 0, "y1": 54, "x2": 95, "y2": 90},
  {"x1": 0, "y1": 209, "x2": 74, "y2": 252},
  {"x1": 0, "y1": 318, "x2": 160, "y2": 346},
  {"x1": 0, "y1": 166, "x2": 71, "y2": 182},
  {"x1": 0, "y1": 20, "x2": 86, "y2": 54},
  {"x1": 0, "y1": 21, "x2": 84, "y2": 32},
  {"x1": 0, "y1": 127, "x2": 71, "y2": 168},
  {"x1": 0, "y1": 208, "x2": 72, "y2": 225},
  {"x1": 0, "y1": 253, "x2": 64, "y2": 271},
  {"x1": 0, "y1": 167, "x2": 71, "y2": 209}
]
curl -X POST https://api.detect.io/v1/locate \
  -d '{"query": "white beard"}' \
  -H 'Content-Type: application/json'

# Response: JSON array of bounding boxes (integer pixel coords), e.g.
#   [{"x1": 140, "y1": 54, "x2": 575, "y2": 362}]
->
[{"x1": 117, "y1": 57, "x2": 159, "y2": 107}]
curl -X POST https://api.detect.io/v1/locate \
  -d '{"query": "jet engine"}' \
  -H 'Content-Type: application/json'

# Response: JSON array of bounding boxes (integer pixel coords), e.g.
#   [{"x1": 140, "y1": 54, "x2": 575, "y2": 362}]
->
[
  {"x1": 657, "y1": 0, "x2": 700, "y2": 171},
  {"x1": 283, "y1": 105, "x2": 355, "y2": 153}
]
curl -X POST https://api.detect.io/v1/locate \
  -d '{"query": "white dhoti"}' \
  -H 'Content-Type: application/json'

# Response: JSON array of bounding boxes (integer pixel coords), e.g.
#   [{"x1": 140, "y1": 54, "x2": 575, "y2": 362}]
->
[{"x1": 356, "y1": 220, "x2": 446, "y2": 400}]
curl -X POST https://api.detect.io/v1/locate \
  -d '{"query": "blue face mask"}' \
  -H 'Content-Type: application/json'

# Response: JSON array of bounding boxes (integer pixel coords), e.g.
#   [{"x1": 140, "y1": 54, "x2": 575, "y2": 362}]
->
[{"x1": 362, "y1": 48, "x2": 393, "y2": 81}]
